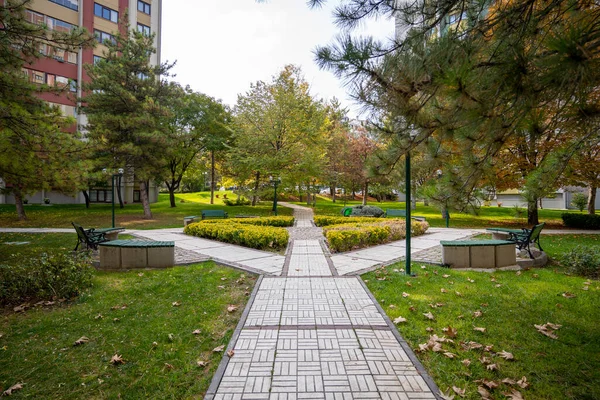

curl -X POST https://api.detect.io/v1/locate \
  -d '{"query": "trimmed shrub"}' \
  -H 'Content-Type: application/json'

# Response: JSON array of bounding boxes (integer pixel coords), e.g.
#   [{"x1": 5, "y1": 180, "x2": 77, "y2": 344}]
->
[
  {"x1": 561, "y1": 245, "x2": 600, "y2": 279},
  {"x1": 223, "y1": 197, "x2": 251, "y2": 206},
  {"x1": 0, "y1": 252, "x2": 94, "y2": 306},
  {"x1": 561, "y1": 213, "x2": 600, "y2": 230},
  {"x1": 571, "y1": 193, "x2": 588, "y2": 212},
  {"x1": 348, "y1": 205, "x2": 385, "y2": 217},
  {"x1": 200, "y1": 216, "x2": 294, "y2": 227},
  {"x1": 323, "y1": 220, "x2": 429, "y2": 252},
  {"x1": 184, "y1": 221, "x2": 289, "y2": 250},
  {"x1": 315, "y1": 216, "x2": 382, "y2": 227}
]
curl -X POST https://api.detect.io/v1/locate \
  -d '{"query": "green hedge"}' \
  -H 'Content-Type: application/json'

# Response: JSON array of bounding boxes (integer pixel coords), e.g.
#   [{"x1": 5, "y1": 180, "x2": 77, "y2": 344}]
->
[
  {"x1": 562, "y1": 213, "x2": 600, "y2": 230},
  {"x1": 323, "y1": 220, "x2": 429, "y2": 252},
  {"x1": 200, "y1": 216, "x2": 294, "y2": 227},
  {"x1": 0, "y1": 252, "x2": 94, "y2": 306},
  {"x1": 314, "y1": 216, "x2": 383, "y2": 227},
  {"x1": 184, "y1": 221, "x2": 289, "y2": 250},
  {"x1": 561, "y1": 245, "x2": 600, "y2": 279}
]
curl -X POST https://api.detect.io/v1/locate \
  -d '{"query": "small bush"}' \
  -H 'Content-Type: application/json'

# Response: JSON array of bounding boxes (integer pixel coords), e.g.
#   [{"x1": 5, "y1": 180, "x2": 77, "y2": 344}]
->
[
  {"x1": 561, "y1": 213, "x2": 600, "y2": 230},
  {"x1": 561, "y1": 245, "x2": 600, "y2": 279},
  {"x1": 223, "y1": 197, "x2": 251, "y2": 206},
  {"x1": 184, "y1": 221, "x2": 289, "y2": 250},
  {"x1": 0, "y1": 252, "x2": 94, "y2": 306},
  {"x1": 323, "y1": 220, "x2": 429, "y2": 252},
  {"x1": 571, "y1": 193, "x2": 588, "y2": 212},
  {"x1": 348, "y1": 205, "x2": 385, "y2": 217},
  {"x1": 315, "y1": 216, "x2": 382, "y2": 227},
  {"x1": 200, "y1": 216, "x2": 294, "y2": 227}
]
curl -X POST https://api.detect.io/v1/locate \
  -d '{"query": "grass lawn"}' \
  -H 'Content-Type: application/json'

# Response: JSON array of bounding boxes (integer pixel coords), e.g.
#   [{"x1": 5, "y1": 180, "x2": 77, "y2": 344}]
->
[
  {"x1": 302, "y1": 196, "x2": 578, "y2": 228},
  {"x1": 363, "y1": 262, "x2": 600, "y2": 399},
  {"x1": 0, "y1": 262, "x2": 255, "y2": 399},
  {"x1": 0, "y1": 192, "x2": 292, "y2": 229}
]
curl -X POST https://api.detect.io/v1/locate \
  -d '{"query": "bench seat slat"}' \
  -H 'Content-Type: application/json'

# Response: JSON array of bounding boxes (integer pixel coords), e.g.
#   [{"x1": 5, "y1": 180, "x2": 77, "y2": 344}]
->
[
  {"x1": 440, "y1": 240, "x2": 514, "y2": 246},
  {"x1": 99, "y1": 240, "x2": 174, "y2": 248}
]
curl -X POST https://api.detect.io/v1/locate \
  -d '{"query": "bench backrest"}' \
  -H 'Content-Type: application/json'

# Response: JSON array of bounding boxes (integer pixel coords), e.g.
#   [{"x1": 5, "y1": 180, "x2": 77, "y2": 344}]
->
[
  {"x1": 202, "y1": 210, "x2": 228, "y2": 218},
  {"x1": 386, "y1": 209, "x2": 407, "y2": 217},
  {"x1": 72, "y1": 222, "x2": 88, "y2": 242},
  {"x1": 528, "y1": 222, "x2": 545, "y2": 241}
]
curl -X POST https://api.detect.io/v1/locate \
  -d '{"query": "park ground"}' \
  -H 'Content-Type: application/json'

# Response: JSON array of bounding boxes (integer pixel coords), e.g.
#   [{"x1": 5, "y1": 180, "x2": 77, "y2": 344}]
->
[{"x1": 0, "y1": 192, "x2": 598, "y2": 398}]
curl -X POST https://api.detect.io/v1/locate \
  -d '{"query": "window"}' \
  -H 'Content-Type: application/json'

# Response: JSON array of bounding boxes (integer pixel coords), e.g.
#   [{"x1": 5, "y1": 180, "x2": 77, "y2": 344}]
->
[
  {"x1": 137, "y1": 0, "x2": 150, "y2": 14},
  {"x1": 46, "y1": 74, "x2": 56, "y2": 86},
  {"x1": 94, "y1": 3, "x2": 118, "y2": 23},
  {"x1": 46, "y1": 16, "x2": 75, "y2": 33},
  {"x1": 49, "y1": 0, "x2": 78, "y2": 11},
  {"x1": 53, "y1": 47, "x2": 66, "y2": 62},
  {"x1": 137, "y1": 23, "x2": 150, "y2": 36},
  {"x1": 67, "y1": 50, "x2": 77, "y2": 64},
  {"x1": 94, "y1": 29, "x2": 115, "y2": 45},
  {"x1": 93, "y1": 55, "x2": 104, "y2": 64},
  {"x1": 69, "y1": 79, "x2": 78, "y2": 93},
  {"x1": 32, "y1": 70, "x2": 45, "y2": 83},
  {"x1": 25, "y1": 10, "x2": 44, "y2": 25},
  {"x1": 38, "y1": 43, "x2": 48, "y2": 55}
]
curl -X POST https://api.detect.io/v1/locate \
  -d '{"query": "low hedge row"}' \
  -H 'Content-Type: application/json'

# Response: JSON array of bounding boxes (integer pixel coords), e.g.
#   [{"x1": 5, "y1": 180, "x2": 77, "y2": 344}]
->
[
  {"x1": 184, "y1": 221, "x2": 289, "y2": 250},
  {"x1": 314, "y1": 216, "x2": 382, "y2": 227},
  {"x1": 562, "y1": 213, "x2": 600, "y2": 230},
  {"x1": 201, "y1": 216, "x2": 294, "y2": 227},
  {"x1": 323, "y1": 220, "x2": 429, "y2": 252},
  {"x1": 0, "y1": 252, "x2": 94, "y2": 306}
]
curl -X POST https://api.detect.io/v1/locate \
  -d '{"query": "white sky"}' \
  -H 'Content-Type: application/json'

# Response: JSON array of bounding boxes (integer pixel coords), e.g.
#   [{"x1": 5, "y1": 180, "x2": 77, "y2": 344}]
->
[{"x1": 161, "y1": 1, "x2": 395, "y2": 118}]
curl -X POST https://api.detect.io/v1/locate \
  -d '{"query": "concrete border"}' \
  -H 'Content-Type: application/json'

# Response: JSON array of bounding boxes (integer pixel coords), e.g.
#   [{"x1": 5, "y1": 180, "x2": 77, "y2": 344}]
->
[
  {"x1": 357, "y1": 278, "x2": 443, "y2": 400},
  {"x1": 204, "y1": 274, "x2": 264, "y2": 400}
]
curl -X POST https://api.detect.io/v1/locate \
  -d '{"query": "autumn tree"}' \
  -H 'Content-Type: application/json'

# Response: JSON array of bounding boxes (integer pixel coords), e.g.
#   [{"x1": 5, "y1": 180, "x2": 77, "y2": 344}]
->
[
  {"x1": 565, "y1": 140, "x2": 600, "y2": 214},
  {"x1": 83, "y1": 25, "x2": 180, "y2": 219},
  {"x1": 0, "y1": 0, "x2": 93, "y2": 219}
]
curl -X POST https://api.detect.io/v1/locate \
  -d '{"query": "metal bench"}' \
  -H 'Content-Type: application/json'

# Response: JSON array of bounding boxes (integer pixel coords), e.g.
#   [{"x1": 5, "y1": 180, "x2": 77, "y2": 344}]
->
[
  {"x1": 201, "y1": 210, "x2": 228, "y2": 220},
  {"x1": 184, "y1": 215, "x2": 199, "y2": 226},
  {"x1": 72, "y1": 222, "x2": 124, "y2": 251},
  {"x1": 385, "y1": 209, "x2": 426, "y2": 222},
  {"x1": 440, "y1": 240, "x2": 516, "y2": 269},
  {"x1": 487, "y1": 222, "x2": 545, "y2": 258},
  {"x1": 98, "y1": 240, "x2": 175, "y2": 269}
]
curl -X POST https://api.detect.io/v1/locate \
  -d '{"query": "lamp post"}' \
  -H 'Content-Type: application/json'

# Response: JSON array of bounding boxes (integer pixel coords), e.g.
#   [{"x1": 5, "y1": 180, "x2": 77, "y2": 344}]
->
[
  {"x1": 270, "y1": 176, "x2": 281, "y2": 216},
  {"x1": 104, "y1": 168, "x2": 124, "y2": 228},
  {"x1": 312, "y1": 179, "x2": 317, "y2": 208},
  {"x1": 405, "y1": 151, "x2": 412, "y2": 276},
  {"x1": 436, "y1": 169, "x2": 450, "y2": 227}
]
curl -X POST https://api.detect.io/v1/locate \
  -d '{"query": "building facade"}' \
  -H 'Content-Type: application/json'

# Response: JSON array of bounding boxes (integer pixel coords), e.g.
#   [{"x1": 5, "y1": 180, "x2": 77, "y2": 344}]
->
[{"x1": 0, "y1": 0, "x2": 162, "y2": 205}]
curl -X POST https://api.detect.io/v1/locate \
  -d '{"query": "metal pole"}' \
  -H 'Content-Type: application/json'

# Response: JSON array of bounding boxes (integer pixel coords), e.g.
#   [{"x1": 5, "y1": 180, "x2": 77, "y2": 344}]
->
[
  {"x1": 111, "y1": 175, "x2": 116, "y2": 228},
  {"x1": 273, "y1": 180, "x2": 278, "y2": 216},
  {"x1": 405, "y1": 151, "x2": 411, "y2": 275}
]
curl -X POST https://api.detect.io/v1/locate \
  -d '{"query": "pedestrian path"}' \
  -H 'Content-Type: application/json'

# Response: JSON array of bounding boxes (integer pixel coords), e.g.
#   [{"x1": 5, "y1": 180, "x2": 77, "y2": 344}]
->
[{"x1": 206, "y1": 204, "x2": 442, "y2": 400}]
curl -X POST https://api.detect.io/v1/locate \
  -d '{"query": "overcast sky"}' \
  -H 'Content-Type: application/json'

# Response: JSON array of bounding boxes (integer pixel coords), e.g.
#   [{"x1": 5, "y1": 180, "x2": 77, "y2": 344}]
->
[{"x1": 161, "y1": 1, "x2": 395, "y2": 118}]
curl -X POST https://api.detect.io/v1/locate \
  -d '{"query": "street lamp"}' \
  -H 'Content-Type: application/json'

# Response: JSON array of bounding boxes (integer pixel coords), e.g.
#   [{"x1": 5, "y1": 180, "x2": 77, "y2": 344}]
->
[
  {"x1": 104, "y1": 168, "x2": 124, "y2": 228},
  {"x1": 437, "y1": 169, "x2": 450, "y2": 228},
  {"x1": 269, "y1": 176, "x2": 281, "y2": 216},
  {"x1": 404, "y1": 128, "x2": 418, "y2": 276}
]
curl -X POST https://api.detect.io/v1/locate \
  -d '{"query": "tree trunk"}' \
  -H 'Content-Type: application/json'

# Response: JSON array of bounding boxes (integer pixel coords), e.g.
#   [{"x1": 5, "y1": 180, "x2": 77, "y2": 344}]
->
[
  {"x1": 330, "y1": 185, "x2": 336, "y2": 203},
  {"x1": 210, "y1": 150, "x2": 215, "y2": 205},
  {"x1": 117, "y1": 175, "x2": 124, "y2": 208},
  {"x1": 527, "y1": 198, "x2": 539, "y2": 225},
  {"x1": 82, "y1": 190, "x2": 90, "y2": 209},
  {"x1": 251, "y1": 171, "x2": 260, "y2": 206},
  {"x1": 362, "y1": 181, "x2": 368, "y2": 205},
  {"x1": 424, "y1": 199, "x2": 429, "y2": 206},
  {"x1": 169, "y1": 189, "x2": 176, "y2": 208},
  {"x1": 13, "y1": 188, "x2": 27, "y2": 220},
  {"x1": 588, "y1": 185, "x2": 597, "y2": 214},
  {"x1": 139, "y1": 180, "x2": 153, "y2": 219}
]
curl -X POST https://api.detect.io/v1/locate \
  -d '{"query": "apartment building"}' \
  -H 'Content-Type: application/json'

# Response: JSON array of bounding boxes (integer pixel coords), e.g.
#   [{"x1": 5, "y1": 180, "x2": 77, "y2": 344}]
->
[{"x1": 0, "y1": 0, "x2": 162, "y2": 205}]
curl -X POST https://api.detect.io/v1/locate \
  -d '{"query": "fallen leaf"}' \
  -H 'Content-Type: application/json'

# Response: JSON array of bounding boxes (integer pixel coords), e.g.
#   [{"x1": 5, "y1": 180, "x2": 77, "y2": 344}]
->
[
  {"x1": 473, "y1": 310, "x2": 483, "y2": 318},
  {"x1": 439, "y1": 390, "x2": 455, "y2": 400},
  {"x1": 409, "y1": 306, "x2": 416, "y2": 312},
  {"x1": 110, "y1": 354, "x2": 124, "y2": 365},
  {"x1": 443, "y1": 352, "x2": 457, "y2": 358},
  {"x1": 491, "y1": 277, "x2": 497, "y2": 282},
  {"x1": 423, "y1": 312, "x2": 435, "y2": 320},
  {"x1": 217, "y1": 285, "x2": 226, "y2": 289},
  {"x1": 418, "y1": 343, "x2": 429, "y2": 352},
  {"x1": 480, "y1": 303, "x2": 488, "y2": 307},
  {"x1": 164, "y1": 363, "x2": 174, "y2": 370},
  {"x1": 495, "y1": 284, "x2": 502, "y2": 288},
  {"x1": 486, "y1": 363, "x2": 498, "y2": 371},
  {"x1": 168, "y1": 333, "x2": 175, "y2": 342},
  {"x1": 502, "y1": 378, "x2": 517, "y2": 385},
  {"x1": 582, "y1": 286, "x2": 589, "y2": 291},
  {"x1": 402, "y1": 292, "x2": 410, "y2": 298},
  {"x1": 442, "y1": 326, "x2": 458, "y2": 338},
  {"x1": 455, "y1": 291, "x2": 463, "y2": 297},
  {"x1": 405, "y1": 282, "x2": 412, "y2": 287},
  {"x1": 452, "y1": 386, "x2": 466, "y2": 397},
  {"x1": 172, "y1": 301, "x2": 181, "y2": 307},
  {"x1": 532, "y1": 274, "x2": 539, "y2": 278},
  {"x1": 462, "y1": 359, "x2": 471, "y2": 367},
  {"x1": 113, "y1": 318, "x2": 120, "y2": 322},
  {"x1": 478, "y1": 379, "x2": 499, "y2": 389},
  {"x1": 152, "y1": 342, "x2": 158, "y2": 347},
  {"x1": 457, "y1": 315, "x2": 464, "y2": 319},
  {"x1": 197, "y1": 360, "x2": 208, "y2": 367},
  {"x1": 13, "y1": 305, "x2": 26, "y2": 313},
  {"x1": 192, "y1": 329, "x2": 201, "y2": 335},
  {"x1": 562, "y1": 292, "x2": 576, "y2": 298},
  {"x1": 2, "y1": 383, "x2": 24, "y2": 396},
  {"x1": 503, "y1": 389, "x2": 524, "y2": 399},
  {"x1": 477, "y1": 386, "x2": 492, "y2": 399},
  {"x1": 463, "y1": 341, "x2": 483, "y2": 350},
  {"x1": 436, "y1": 302, "x2": 445, "y2": 307},
  {"x1": 484, "y1": 345, "x2": 494, "y2": 352},
  {"x1": 227, "y1": 305, "x2": 238, "y2": 313},
  {"x1": 426, "y1": 327, "x2": 434, "y2": 332},
  {"x1": 498, "y1": 350, "x2": 514, "y2": 360},
  {"x1": 583, "y1": 281, "x2": 592, "y2": 285},
  {"x1": 467, "y1": 278, "x2": 475, "y2": 283},
  {"x1": 138, "y1": 273, "x2": 144, "y2": 277},
  {"x1": 443, "y1": 274, "x2": 450, "y2": 278},
  {"x1": 434, "y1": 270, "x2": 439, "y2": 275},
  {"x1": 517, "y1": 376, "x2": 529, "y2": 389},
  {"x1": 95, "y1": 314, "x2": 103, "y2": 320},
  {"x1": 213, "y1": 345, "x2": 225, "y2": 352},
  {"x1": 473, "y1": 327, "x2": 486, "y2": 333},
  {"x1": 546, "y1": 322, "x2": 562, "y2": 330},
  {"x1": 479, "y1": 356, "x2": 491, "y2": 364},
  {"x1": 74, "y1": 336, "x2": 89, "y2": 346},
  {"x1": 515, "y1": 271, "x2": 522, "y2": 276},
  {"x1": 393, "y1": 316, "x2": 407, "y2": 324},
  {"x1": 441, "y1": 288, "x2": 448, "y2": 293},
  {"x1": 389, "y1": 304, "x2": 396, "y2": 309},
  {"x1": 227, "y1": 349, "x2": 235, "y2": 358},
  {"x1": 221, "y1": 277, "x2": 227, "y2": 281}
]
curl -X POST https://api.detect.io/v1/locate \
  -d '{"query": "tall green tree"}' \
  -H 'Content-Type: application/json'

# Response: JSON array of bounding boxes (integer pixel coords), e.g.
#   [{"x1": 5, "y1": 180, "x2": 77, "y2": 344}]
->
[
  {"x1": 0, "y1": 0, "x2": 93, "y2": 219},
  {"x1": 83, "y1": 25, "x2": 179, "y2": 219}
]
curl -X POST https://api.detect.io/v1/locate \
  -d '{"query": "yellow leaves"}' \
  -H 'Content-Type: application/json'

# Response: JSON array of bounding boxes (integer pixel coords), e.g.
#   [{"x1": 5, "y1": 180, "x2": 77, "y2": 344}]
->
[
  {"x1": 393, "y1": 316, "x2": 407, "y2": 324},
  {"x1": 535, "y1": 322, "x2": 562, "y2": 339},
  {"x1": 74, "y1": 336, "x2": 89, "y2": 346},
  {"x1": 2, "y1": 383, "x2": 24, "y2": 396},
  {"x1": 110, "y1": 354, "x2": 124, "y2": 365}
]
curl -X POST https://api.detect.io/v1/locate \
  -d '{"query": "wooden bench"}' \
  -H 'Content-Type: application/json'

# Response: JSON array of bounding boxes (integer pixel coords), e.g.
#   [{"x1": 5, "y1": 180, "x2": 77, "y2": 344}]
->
[
  {"x1": 385, "y1": 209, "x2": 426, "y2": 222},
  {"x1": 98, "y1": 240, "x2": 175, "y2": 269},
  {"x1": 72, "y1": 222, "x2": 124, "y2": 251},
  {"x1": 184, "y1": 215, "x2": 199, "y2": 226},
  {"x1": 440, "y1": 240, "x2": 516, "y2": 269},
  {"x1": 202, "y1": 210, "x2": 228, "y2": 220},
  {"x1": 487, "y1": 222, "x2": 545, "y2": 258}
]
